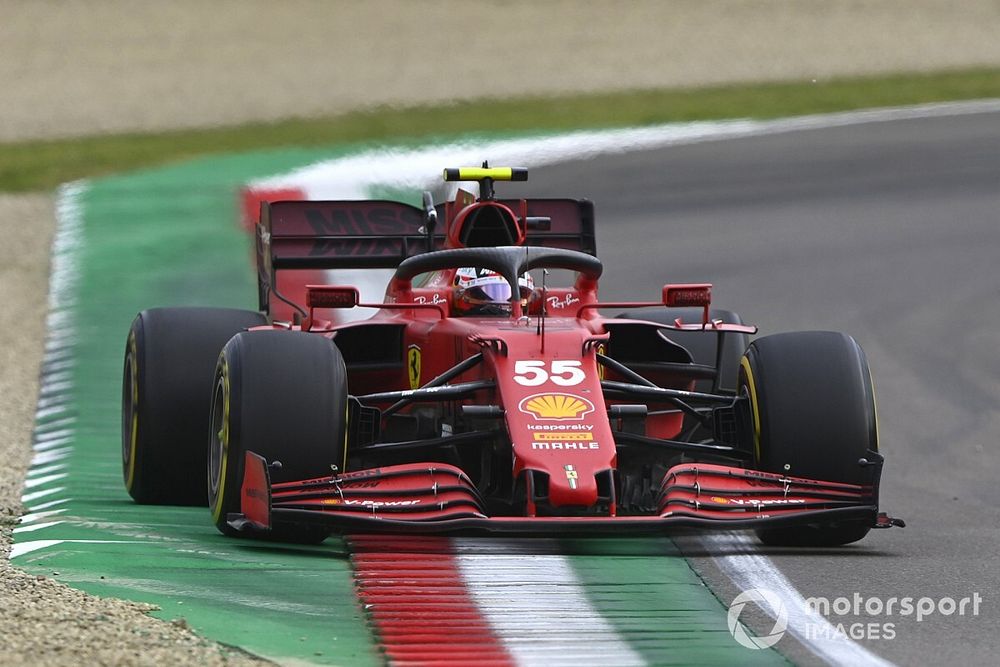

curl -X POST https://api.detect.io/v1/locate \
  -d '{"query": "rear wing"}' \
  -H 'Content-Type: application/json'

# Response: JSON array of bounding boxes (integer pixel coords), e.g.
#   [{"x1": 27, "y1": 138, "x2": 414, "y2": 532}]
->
[
  {"x1": 256, "y1": 199, "x2": 436, "y2": 313},
  {"x1": 258, "y1": 199, "x2": 434, "y2": 269},
  {"x1": 256, "y1": 198, "x2": 596, "y2": 312},
  {"x1": 499, "y1": 198, "x2": 596, "y2": 255}
]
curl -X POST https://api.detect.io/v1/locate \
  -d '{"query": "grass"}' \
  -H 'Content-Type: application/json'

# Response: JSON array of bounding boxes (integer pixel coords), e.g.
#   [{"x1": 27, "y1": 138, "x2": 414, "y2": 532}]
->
[{"x1": 2, "y1": 67, "x2": 999, "y2": 193}]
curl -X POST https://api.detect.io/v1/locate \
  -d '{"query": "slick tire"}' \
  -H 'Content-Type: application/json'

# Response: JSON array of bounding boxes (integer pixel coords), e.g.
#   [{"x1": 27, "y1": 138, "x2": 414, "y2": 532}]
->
[
  {"x1": 208, "y1": 331, "x2": 348, "y2": 541},
  {"x1": 122, "y1": 307, "x2": 266, "y2": 505},
  {"x1": 625, "y1": 307, "x2": 749, "y2": 392},
  {"x1": 740, "y1": 331, "x2": 878, "y2": 547}
]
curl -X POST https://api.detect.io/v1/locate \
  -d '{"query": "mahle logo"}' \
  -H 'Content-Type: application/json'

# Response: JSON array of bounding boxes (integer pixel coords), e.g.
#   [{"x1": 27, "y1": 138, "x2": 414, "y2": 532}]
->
[{"x1": 727, "y1": 588, "x2": 788, "y2": 650}]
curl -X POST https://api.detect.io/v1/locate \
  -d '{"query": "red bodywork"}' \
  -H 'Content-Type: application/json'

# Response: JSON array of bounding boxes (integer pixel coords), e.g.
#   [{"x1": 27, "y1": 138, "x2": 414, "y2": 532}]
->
[{"x1": 232, "y1": 174, "x2": 897, "y2": 536}]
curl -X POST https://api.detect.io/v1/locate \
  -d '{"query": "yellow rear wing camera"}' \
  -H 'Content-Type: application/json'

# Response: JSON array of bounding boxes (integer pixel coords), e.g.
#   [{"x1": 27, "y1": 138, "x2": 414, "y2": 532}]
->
[
  {"x1": 443, "y1": 167, "x2": 528, "y2": 183},
  {"x1": 443, "y1": 164, "x2": 528, "y2": 201}
]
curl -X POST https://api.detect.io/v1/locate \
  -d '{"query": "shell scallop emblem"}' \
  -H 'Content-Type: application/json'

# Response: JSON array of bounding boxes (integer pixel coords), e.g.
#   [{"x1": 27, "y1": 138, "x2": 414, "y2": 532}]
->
[{"x1": 519, "y1": 393, "x2": 595, "y2": 421}]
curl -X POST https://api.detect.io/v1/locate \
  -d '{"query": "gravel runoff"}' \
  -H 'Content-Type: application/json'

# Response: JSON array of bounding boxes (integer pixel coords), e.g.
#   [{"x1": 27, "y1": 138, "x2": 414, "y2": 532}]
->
[
  {"x1": 2, "y1": 1, "x2": 1000, "y2": 665},
  {"x1": 2, "y1": 0, "x2": 1000, "y2": 142},
  {"x1": 0, "y1": 195, "x2": 265, "y2": 665}
]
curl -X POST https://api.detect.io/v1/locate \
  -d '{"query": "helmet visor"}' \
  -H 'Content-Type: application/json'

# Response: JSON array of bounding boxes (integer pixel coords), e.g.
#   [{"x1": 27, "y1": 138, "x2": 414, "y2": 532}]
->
[{"x1": 468, "y1": 281, "x2": 512, "y2": 303}]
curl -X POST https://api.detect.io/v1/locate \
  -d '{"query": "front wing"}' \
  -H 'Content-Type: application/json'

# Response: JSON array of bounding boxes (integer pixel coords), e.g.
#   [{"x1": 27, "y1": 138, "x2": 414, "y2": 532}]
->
[{"x1": 231, "y1": 453, "x2": 903, "y2": 536}]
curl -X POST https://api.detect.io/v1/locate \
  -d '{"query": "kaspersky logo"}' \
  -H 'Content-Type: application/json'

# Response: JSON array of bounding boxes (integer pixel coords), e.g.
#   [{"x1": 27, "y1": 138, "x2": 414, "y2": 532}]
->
[{"x1": 519, "y1": 393, "x2": 595, "y2": 421}]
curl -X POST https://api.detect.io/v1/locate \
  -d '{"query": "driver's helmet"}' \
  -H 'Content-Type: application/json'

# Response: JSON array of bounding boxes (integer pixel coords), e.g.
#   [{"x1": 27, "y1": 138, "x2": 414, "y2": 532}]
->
[{"x1": 452, "y1": 267, "x2": 534, "y2": 316}]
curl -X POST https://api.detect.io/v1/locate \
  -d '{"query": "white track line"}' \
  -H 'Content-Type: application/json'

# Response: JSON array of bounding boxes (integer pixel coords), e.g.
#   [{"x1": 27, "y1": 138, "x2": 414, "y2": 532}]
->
[
  {"x1": 703, "y1": 533, "x2": 895, "y2": 666},
  {"x1": 18, "y1": 509, "x2": 67, "y2": 525},
  {"x1": 9, "y1": 539, "x2": 141, "y2": 560},
  {"x1": 453, "y1": 539, "x2": 645, "y2": 667}
]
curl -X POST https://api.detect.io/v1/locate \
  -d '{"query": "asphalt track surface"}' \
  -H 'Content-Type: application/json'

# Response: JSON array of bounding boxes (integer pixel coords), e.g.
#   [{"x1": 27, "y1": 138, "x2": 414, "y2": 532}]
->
[{"x1": 517, "y1": 110, "x2": 1000, "y2": 665}]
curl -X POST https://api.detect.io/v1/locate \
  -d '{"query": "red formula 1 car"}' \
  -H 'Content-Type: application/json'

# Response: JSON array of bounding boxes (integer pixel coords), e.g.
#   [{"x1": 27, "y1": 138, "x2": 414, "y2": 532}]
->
[{"x1": 122, "y1": 166, "x2": 902, "y2": 546}]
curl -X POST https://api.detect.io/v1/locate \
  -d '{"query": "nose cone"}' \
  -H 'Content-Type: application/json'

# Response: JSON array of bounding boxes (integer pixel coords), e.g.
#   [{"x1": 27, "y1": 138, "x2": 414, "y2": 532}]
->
[
  {"x1": 511, "y1": 393, "x2": 614, "y2": 510},
  {"x1": 491, "y1": 329, "x2": 618, "y2": 513},
  {"x1": 548, "y1": 463, "x2": 599, "y2": 507}
]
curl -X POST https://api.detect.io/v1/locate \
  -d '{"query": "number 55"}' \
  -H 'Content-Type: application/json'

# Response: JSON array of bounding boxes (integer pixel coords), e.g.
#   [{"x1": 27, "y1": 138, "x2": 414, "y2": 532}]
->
[{"x1": 513, "y1": 360, "x2": 585, "y2": 387}]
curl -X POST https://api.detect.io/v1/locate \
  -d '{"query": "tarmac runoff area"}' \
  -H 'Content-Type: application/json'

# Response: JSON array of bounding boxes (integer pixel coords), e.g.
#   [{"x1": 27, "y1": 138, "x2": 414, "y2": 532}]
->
[{"x1": 2, "y1": 1, "x2": 1000, "y2": 664}]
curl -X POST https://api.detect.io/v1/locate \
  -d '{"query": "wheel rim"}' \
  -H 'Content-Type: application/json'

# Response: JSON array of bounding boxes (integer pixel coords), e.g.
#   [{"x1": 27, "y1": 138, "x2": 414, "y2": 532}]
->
[{"x1": 208, "y1": 369, "x2": 228, "y2": 514}]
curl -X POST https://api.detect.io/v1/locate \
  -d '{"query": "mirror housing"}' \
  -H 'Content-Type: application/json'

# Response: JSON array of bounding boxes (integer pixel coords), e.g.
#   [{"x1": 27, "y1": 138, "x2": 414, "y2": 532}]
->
[{"x1": 662, "y1": 283, "x2": 712, "y2": 308}]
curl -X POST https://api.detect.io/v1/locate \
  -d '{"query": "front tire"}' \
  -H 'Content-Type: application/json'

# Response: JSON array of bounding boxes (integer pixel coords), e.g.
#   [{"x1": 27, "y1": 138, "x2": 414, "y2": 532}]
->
[
  {"x1": 740, "y1": 331, "x2": 878, "y2": 546},
  {"x1": 122, "y1": 307, "x2": 266, "y2": 505},
  {"x1": 208, "y1": 331, "x2": 348, "y2": 540}
]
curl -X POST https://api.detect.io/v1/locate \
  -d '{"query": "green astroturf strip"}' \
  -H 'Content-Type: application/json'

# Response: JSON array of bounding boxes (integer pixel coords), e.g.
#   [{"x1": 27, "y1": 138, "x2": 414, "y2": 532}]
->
[
  {"x1": 561, "y1": 538, "x2": 788, "y2": 665},
  {"x1": 13, "y1": 149, "x2": 382, "y2": 665}
]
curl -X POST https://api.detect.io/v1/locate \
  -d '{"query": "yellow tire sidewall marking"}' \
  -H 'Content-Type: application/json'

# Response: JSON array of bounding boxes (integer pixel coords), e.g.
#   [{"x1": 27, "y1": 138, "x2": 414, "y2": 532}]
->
[
  {"x1": 740, "y1": 355, "x2": 762, "y2": 462},
  {"x1": 211, "y1": 358, "x2": 231, "y2": 523},
  {"x1": 868, "y1": 364, "x2": 880, "y2": 451}
]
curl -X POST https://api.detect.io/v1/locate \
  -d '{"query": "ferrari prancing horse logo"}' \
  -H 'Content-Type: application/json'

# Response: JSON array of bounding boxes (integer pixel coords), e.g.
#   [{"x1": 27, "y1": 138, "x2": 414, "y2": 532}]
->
[
  {"x1": 564, "y1": 464, "x2": 579, "y2": 490},
  {"x1": 407, "y1": 345, "x2": 421, "y2": 390}
]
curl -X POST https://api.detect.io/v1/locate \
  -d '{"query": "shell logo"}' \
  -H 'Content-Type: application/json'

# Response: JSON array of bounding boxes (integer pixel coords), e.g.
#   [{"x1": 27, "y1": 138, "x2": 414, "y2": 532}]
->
[{"x1": 519, "y1": 393, "x2": 595, "y2": 421}]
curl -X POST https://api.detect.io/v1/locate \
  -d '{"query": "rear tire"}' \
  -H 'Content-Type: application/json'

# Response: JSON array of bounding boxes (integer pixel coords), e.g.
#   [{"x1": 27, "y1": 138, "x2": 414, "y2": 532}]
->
[
  {"x1": 740, "y1": 331, "x2": 878, "y2": 546},
  {"x1": 208, "y1": 331, "x2": 348, "y2": 541},
  {"x1": 122, "y1": 307, "x2": 266, "y2": 505}
]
